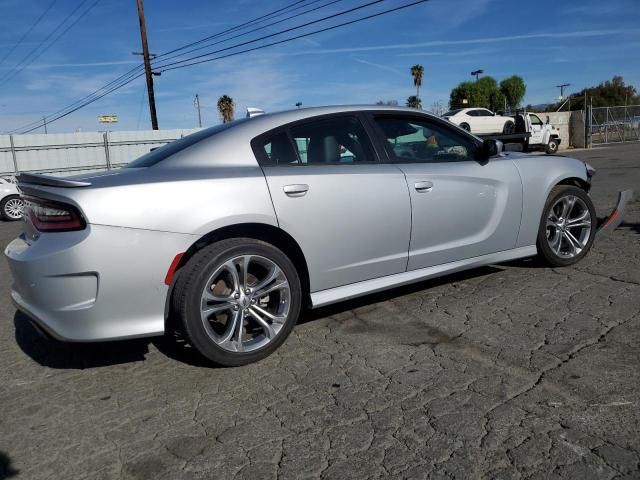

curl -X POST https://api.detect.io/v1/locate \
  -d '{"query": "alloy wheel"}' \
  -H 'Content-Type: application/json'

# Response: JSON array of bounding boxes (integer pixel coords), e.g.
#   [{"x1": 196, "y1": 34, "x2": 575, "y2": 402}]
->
[
  {"x1": 4, "y1": 198, "x2": 24, "y2": 220},
  {"x1": 545, "y1": 195, "x2": 592, "y2": 259},
  {"x1": 200, "y1": 255, "x2": 290, "y2": 353}
]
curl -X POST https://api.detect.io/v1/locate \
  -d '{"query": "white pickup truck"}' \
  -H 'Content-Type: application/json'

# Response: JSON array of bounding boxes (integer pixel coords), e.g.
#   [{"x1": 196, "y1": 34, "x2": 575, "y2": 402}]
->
[{"x1": 512, "y1": 112, "x2": 562, "y2": 154}]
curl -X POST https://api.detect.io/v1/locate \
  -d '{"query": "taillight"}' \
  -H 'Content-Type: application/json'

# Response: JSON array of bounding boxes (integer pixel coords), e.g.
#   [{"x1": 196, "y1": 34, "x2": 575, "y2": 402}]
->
[{"x1": 24, "y1": 197, "x2": 86, "y2": 232}]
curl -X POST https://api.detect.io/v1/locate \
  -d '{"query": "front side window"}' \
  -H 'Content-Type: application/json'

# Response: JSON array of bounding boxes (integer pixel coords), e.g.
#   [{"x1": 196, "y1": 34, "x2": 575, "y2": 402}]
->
[
  {"x1": 375, "y1": 116, "x2": 477, "y2": 163},
  {"x1": 530, "y1": 114, "x2": 543, "y2": 126},
  {"x1": 290, "y1": 116, "x2": 376, "y2": 164}
]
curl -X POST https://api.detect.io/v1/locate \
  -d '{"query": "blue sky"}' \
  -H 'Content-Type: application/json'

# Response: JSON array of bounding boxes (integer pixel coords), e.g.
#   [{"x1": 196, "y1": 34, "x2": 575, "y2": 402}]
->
[{"x1": 0, "y1": 0, "x2": 639, "y2": 133}]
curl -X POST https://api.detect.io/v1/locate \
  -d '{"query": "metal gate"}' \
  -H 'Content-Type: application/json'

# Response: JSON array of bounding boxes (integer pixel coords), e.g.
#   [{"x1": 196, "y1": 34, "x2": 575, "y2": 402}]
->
[{"x1": 589, "y1": 105, "x2": 640, "y2": 145}]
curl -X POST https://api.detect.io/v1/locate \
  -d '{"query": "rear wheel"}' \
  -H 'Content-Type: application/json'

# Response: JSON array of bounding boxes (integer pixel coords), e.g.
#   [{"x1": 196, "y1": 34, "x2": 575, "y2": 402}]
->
[
  {"x1": 1, "y1": 195, "x2": 24, "y2": 221},
  {"x1": 460, "y1": 122, "x2": 471, "y2": 132},
  {"x1": 503, "y1": 120, "x2": 515, "y2": 135},
  {"x1": 537, "y1": 186, "x2": 596, "y2": 267},
  {"x1": 174, "y1": 238, "x2": 301, "y2": 366}
]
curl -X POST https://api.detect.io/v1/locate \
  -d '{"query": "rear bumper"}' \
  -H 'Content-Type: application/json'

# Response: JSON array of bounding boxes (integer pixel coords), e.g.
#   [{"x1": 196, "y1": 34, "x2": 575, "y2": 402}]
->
[
  {"x1": 596, "y1": 189, "x2": 633, "y2": 240},
  {"x1": 5, "y1": 224, "x2": 196, "y2": 341}
]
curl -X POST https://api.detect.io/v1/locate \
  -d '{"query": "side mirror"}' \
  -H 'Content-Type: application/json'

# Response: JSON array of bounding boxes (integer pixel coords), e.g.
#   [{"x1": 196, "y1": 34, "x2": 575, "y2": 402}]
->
[{"x1": 477, "y1": 139, "x2": 503, "y2": 161}]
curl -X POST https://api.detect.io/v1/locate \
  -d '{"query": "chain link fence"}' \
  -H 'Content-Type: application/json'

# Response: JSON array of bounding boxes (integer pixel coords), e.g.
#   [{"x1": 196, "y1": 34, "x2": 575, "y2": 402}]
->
[{"x1": 589, "y1": 105, "x2": 640, "y2": 145}]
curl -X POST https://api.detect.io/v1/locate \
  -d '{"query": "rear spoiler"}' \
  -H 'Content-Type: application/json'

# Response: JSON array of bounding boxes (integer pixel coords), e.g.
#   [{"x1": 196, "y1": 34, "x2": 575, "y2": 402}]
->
[{"x1": 16, "y1": 172, "x2": 91, "y2": 188}]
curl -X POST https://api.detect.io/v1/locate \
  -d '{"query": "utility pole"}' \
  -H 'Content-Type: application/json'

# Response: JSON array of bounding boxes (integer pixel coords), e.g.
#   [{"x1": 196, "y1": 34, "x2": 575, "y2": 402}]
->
[
  {"x1": 136, "y1": 0, "x2": 158, "y2": 130},
  {"x1": 556, "y1": 83, "x2": 571, "y2": 100},
  {"x1": 471, "y1": 69, "x2": 483, "y2": 81},
  {"x1": 42, "y1": 116, "x2": 48, "y2": 134},
  {"x1": 194, "y1": 94, "x2": 202, "y2": 128}
]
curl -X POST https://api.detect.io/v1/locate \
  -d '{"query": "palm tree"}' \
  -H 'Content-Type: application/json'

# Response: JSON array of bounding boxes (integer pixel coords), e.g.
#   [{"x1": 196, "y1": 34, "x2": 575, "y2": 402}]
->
[
  {"x1": 406, "y1": 95, "x2": 422, "y2": 109},
  {"x1": 410, "y1": 64, "x2": 424, "y2": 99},
  {"x1": 217, "y1": 95, "x2": 235, "y2": 123}
]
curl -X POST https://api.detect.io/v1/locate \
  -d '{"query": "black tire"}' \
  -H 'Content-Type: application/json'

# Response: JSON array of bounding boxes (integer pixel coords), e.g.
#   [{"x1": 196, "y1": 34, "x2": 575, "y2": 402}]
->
[
  {"x1": 503, "y1": 120, "x2": 515, "y2": 135},
  {"x1": 0, "y1": 195, "x2": 24, "y2": 221},
  {"x1": 173, "y1": 238, "x2": 301, "y2": 366},
  {"x1": 536, "y1": 185, "x2": 596, "y2": 267},
  {"x1": 545, "y1": 138, "x2": 559, "y2": 154},
  {"x1": 460, "y1": 122, "x2": 471, "y2": 132}
]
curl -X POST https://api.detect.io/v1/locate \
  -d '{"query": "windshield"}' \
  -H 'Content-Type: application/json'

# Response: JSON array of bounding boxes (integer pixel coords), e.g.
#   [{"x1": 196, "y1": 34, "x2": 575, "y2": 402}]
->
[
  {"x1": 126, "y1": 120, "x2": 247, "y2": 168},
  {"x1": 443, "y1": 109, "x2": 463, "y2": 117}
]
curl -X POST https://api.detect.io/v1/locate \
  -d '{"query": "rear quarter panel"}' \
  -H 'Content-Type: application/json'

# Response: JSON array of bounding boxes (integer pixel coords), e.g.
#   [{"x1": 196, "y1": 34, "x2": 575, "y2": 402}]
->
[{"x1": 508, "y1": 153, "x2": 589, "y2": 247}]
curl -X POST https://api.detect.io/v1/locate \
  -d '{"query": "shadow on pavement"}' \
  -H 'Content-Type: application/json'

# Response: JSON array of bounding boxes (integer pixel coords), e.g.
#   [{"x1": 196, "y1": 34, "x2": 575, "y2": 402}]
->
[
  {"x1": 14, "y1": 311, "x2": 151, "y2": 369},
  {"x1": 300, "y1": 265, "x2": 502, "y2": 324},
  {"x1": 620, "y1": 221, "x2": 640, "y2": 234},
  {"x1": 14, "y1": 265, "x2": 504, "y2": 369},
  {"x1": 0, "y1": 451, "x2": 19, "y2": 480}
]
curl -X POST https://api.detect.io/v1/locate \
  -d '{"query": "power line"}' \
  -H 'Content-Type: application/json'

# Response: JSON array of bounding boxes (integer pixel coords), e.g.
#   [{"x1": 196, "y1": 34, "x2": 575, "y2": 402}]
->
[
  {"x1": 0, "y1": 0, "x2": 99, "y2": 87},
  {"x1": 0, "y1": 0, "x2": 59, "y2": 68},
  {"x1": 157, "y1": 0, "x2": 313, "y2": 58},
  {"x1": 156, "y1": 0, "x2": 429, "y2": 73},
  {"x1": 11, "y1": 0, "x2": 318, "y2": 132},
  {"x1": 11, "y1": 65, "x2": 145, "y2": 133},
  {"x1": 152, "y1": 0, "x2": 388, "y2": 72},
  {"x1": 14, "y1": 0, "x2": 429, "y2": 133},
  {"x1": 155, "y1": 0, "x2": 346, "y2": 66}
]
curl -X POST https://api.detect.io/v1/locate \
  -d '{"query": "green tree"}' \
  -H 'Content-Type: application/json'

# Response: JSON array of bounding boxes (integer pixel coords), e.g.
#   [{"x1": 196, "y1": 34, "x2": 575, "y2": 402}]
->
[
  {"x1": 449, "y1": 81, "x2": 475, "y2": 109},
  {"x1": 410, "y1": 64, "x2": 424, "y2": 99},
  {"x1": 406, "y1": 95, "x2": 422, "y2": 109},
  {"x1": 217, "y1": 94, "x2": 235, "y2": 123},
  {"x1": 450, "y1": 75, "x2": 526, "y2": 112},
  {"x1": 554, "y1": 76, "x2": 640, "y2": 110},
  {"x1": 499, "y1": 75, "x2": 526, "y2": 110}
]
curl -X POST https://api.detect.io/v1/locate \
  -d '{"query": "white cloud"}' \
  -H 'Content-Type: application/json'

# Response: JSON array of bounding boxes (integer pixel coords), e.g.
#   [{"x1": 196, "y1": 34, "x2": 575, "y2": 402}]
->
[
  {"x1": 284, "y1": 29, "x2": 640, "y2": 55},
  {"x1": 354, "y1": 58, "x2": 403, "y2": 75}
]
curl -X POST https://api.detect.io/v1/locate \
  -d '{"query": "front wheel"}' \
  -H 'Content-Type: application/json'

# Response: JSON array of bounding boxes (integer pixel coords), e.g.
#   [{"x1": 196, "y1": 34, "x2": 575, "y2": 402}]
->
[
  {"x1": 1, "y1": 195, "x2": 24, "y2": 221},
  {"x1": 536, "y1": 186, "x2": 596, "y2": 267},
  {"x1": 174, "y1": 238, "x2": 302, "y2": 366},
  {"x1": 545, "y1": 138, "x2": 559, "y2": 154}
]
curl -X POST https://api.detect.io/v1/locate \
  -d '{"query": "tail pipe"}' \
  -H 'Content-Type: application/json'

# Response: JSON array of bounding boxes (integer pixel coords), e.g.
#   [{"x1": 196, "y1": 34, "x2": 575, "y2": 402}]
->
[{"x1": 596, "y1": 189, "x2": 633, "y2": 240}]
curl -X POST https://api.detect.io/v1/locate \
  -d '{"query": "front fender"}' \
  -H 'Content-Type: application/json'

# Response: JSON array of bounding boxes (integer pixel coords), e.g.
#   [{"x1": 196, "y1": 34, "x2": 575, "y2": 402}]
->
[{"x1": 508, "y1": 153, "x2": 589, "y2": 247}]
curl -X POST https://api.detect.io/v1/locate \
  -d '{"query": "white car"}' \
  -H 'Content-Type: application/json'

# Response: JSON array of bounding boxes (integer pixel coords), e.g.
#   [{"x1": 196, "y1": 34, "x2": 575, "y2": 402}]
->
[
  {"x1": 0, "y1": 176, "x2": 24, "y2": 221},
  {"x1": 443, "y1": 108, "x2": 515, "y2": 135}
]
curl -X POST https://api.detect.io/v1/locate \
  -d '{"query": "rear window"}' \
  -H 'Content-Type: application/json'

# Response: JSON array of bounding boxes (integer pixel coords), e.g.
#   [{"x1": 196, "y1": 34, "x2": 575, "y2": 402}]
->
[
  {"x1": 443, "y1": 109, "x2": 462, "y2": 116},
  {"x1": 126, "y1": 120, "x2": 246, "y2": 168}
]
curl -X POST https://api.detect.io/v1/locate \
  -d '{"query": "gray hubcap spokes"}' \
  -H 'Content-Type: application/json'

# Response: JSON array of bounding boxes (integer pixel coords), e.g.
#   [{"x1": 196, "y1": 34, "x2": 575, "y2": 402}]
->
[
  {"x1": 546, "y1": 195, "x2": 592, "y2": 258},
  {"x1": 200, "y1": 255, "x2": 290, "y2": 353},
  {"x1": 4, "y1": 198, "x2": 23, "y2": 219}
]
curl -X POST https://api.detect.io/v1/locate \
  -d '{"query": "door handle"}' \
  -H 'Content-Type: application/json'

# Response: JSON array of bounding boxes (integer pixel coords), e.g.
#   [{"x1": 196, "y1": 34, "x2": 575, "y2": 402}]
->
[
  {"x1": 283, "y1": 184, "x2": 309, "y2": 197},
  {"x1": 414, "y1": 181, "x2": 433, "y2": 193}
]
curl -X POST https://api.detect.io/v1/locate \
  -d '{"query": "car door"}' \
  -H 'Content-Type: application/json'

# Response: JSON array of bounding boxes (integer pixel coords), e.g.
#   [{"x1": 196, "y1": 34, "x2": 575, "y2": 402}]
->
[
  {"x1": 254, "y1": 114, "x2": 411, "y2": 292},
  {"x1": 528, "y1": 114, "x2": 545, "y2": 144},
  {"x1": 478, "y1": 109, "x2": 501, "y2": 133},
  {"x1": 368, "y1": 113, "x2": 523, "y2": 271}
]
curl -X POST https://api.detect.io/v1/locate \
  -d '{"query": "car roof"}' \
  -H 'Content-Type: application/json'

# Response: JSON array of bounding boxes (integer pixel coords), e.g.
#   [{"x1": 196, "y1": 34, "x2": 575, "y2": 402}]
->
[{"x1": 237, "y1": 104, "x2": 438, "y2": 133}]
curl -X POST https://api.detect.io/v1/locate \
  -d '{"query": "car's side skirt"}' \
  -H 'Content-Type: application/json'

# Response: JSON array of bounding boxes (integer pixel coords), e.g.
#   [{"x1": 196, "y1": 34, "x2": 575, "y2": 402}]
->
[{"x1": 310, "y1": 246, "x2": 537, "y2": 308}]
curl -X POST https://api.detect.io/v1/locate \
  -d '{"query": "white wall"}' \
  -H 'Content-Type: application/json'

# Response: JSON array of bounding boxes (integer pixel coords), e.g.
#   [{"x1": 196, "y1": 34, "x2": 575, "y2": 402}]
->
[{"x1": 0, "y1": 128, "x2": 201, "y2": 176}]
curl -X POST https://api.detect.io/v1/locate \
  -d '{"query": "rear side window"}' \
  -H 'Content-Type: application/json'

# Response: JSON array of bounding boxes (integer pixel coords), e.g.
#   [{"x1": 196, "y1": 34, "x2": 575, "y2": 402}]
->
[
  {"x1": 262, "y1": 132, "x2": 298, "y2": 164},
  {"x1": 290, "y1": 116, "x2": 375, "y2": 164},
  {"x1": 126, "y1": 120, "x2": 245, "y2": 168}
]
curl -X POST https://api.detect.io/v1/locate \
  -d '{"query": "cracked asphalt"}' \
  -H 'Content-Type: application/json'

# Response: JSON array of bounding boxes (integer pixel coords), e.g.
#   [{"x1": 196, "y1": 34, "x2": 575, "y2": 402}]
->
[{"x1": 1, "y1": 143, "x2": 639, "y2": 480}]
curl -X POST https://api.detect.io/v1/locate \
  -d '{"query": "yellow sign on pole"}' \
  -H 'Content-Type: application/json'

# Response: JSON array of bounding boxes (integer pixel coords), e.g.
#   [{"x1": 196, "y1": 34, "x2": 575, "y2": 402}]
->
[{"x1": 98, "y1": 115, "x2": 118, "y2": 123}]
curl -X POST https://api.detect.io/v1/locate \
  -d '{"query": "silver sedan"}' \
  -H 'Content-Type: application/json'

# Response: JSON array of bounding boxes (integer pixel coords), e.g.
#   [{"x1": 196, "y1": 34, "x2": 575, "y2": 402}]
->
[{"x1": 4, "y1": 106, "x2": 630, "y2": 366}]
